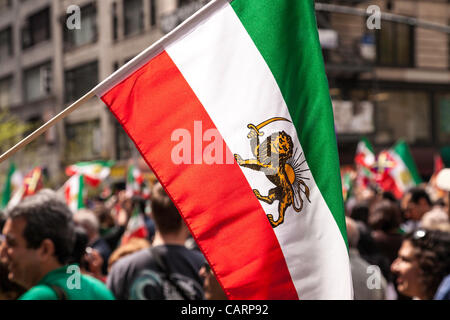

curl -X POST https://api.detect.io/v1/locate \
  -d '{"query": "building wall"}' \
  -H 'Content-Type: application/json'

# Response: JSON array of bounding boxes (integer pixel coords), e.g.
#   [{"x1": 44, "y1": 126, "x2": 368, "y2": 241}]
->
[
  {"x1": 324, "y1": 0, "x2": 450, "y2": 176},
  {"x1": 0, "y1": 0, "x2": 184, "y2": 184}
]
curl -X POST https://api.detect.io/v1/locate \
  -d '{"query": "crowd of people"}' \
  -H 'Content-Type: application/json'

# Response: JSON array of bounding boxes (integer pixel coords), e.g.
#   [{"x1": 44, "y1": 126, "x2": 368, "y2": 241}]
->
[
  {"x1": 345, "y1": 174, "x2": 450, "y2": 300},
  {"x1": 0, "y1": 182, "x2": 227, "y2": 300},
  {"x1": 0, "y1": 171, "x2": 449, "y2": 300}
]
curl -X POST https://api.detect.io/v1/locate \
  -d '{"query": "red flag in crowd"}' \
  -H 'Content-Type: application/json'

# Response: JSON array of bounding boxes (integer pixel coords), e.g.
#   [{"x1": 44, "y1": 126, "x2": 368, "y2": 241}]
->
[{"x1": 7, "y1": 167, "x2": 43, "y2": 209}]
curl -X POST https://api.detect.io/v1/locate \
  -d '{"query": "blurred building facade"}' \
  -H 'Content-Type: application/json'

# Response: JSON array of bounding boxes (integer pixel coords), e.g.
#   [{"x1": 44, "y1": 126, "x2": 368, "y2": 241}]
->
[
  {"x1": 0, "y1": 0, "x2": 449, "y2": 184},
  {"x1": 318, "y1": 0, "x2": 450, "y2": 178},
  {"x1": 0, "y1": 0, "x2": 208, "y2": 184}
]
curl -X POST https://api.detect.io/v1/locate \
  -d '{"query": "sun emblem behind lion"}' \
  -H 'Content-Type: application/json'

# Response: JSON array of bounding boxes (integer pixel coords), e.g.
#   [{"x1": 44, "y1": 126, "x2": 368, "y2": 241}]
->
[{"x1": 234, "y1": 117, "x2": 311, "y2": 228}]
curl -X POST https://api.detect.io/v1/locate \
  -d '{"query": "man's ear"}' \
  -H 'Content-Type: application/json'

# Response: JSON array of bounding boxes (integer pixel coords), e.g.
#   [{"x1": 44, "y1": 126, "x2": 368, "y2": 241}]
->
[{"x1": 38, "y1": 239, "x2": 56, "y2": 261}]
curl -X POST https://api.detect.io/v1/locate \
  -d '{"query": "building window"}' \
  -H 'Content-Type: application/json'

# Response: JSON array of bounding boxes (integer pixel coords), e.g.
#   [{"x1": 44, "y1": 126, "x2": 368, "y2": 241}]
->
[
  {"x1": 0, "y1": 0, "x2": 12, "y2": 11},
  {"x1": 114, "y1": 119, "x2": 134, "y2": 159},
  {"x1": 377, "y1": 21, "x2": 414, "y2": 67},
  {"x1": 178, "y1": 0, "x2": 196, "y2": 6},
  {"x1": 64, "y1": 61, "x2": 98, "y2": 103},
  {"x1": 22, "y1": 7, "x2": 51, "y2": 49},
  {"x1": 23, "y1": 116, "x2": 43, "y2": 141},
  {"x1": 112, "y1": 2, "x2": 118, "y2": 41},
  {"x1": 0, "y1": 76, "x2": 12, "y2": 108},
  {"x1": 113, "y1": 61, "x2": 120, "y2": 71},
  {"x1": 0, "y1": 26, "x2": 13, "y2": 62},
  {"x1": 436, "y1": 94, "x2": 450, "y2": 145},
  {"x1": 150, "y1": 0, "x2": 157, "y2": 27},
  {"x1": 23, "y1": 62, "x2": 52, "y2": 102},
  {"x1": 63, "y1": 3, "x2": 97, "y2": 50},
  {"x1": 124, "y1": 0, "x2": 144, "y2": 36},
  {"x1": 375, "y1": 91, "x2": 430, "y2": 145},
  {"x1": 65, "y1": 120, "x2": 102, "y2": 161}
]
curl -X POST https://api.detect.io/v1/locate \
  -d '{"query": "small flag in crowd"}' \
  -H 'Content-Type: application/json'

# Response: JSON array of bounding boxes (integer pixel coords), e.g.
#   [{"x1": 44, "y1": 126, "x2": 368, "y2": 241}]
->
[
  {"x1": 94, "y1": 0, "x2": 352, "y2": 299},
  {"x1": 375, "y1": 141, "x2": 422, "y2": 199},
  {"x1": 62, "y1": 174, "x2": 85, "y2": 213},
  {"x1": 66, "y1": 160, "x2": 114, "y2": 187},
  {"x1": 341, "y1": 168, "x2": 355, "y2": 203},
  {"x1": 354, "y1": 137, "x2": 376, "y2": 190},
  {"x1": 7, "y1": 166, "x2": 43, "y2": 209},
  {"x1": 355, "y1": 137, "x2": 375, "y2": 168},
  {"x1": 126, "y1": 165, "x2": 144, "y2": 197},
  {"x1": 23, "y1": 166, "x2": 44, "y2": 197},
  {"x1": 121, "y1": 207, "x2": 148, "y2": 246}
]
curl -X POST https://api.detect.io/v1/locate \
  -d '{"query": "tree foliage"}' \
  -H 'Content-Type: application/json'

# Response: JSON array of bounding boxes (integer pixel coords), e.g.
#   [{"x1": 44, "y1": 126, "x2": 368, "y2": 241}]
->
[{"x1": 0, "y1": 110, "x2": 31, "y2": 154}]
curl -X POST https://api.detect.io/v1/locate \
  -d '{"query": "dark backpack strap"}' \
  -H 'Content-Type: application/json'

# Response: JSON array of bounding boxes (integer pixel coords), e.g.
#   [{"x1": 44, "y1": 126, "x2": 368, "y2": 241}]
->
[
  {"x1": 150, "y1": 247, "x2": 192, "y2": 301},
  {"x1": 47, "y1": 284, "x2": 68, "y2": 300}
]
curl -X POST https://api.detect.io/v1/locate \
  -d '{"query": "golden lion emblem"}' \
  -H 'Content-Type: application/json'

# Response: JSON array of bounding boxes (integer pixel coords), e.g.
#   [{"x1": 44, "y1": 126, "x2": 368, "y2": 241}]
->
[{"x1": 234, "y1": 117, "x2": 311, "y2": 228}]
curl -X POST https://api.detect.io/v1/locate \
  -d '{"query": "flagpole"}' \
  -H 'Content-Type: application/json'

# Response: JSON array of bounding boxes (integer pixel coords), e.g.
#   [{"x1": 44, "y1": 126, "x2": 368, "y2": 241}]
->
[{"x1": 0, "y1": 90, "x2": 96, "y2": 164}]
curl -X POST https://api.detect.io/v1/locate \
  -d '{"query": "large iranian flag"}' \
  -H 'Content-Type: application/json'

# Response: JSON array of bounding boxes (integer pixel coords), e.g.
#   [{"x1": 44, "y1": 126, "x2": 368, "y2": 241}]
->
[{"x1": 95, "y1": 0, "x2": 351, "y2": 299}]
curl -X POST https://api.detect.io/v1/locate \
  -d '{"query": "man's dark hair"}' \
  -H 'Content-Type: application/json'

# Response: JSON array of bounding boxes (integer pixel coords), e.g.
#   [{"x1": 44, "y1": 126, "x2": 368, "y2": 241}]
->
[
  {"x1": 0, "y1": 209, "x2": 6, "y2": 233},
  {"x1": 381, "y1": 191, "x2": 397, "y2": 204},
  {"x1": 7, "y1": 189, "x2": 76, "y2": 264},
  {"x1": 369, "y1": 200, "x2": 402, "y2": 232},
  {"x1": 150, "y1": 183, "x2": 183, "y2": 234},
  {"x1": 407, "y1": 188, "x2": 432, "y2": 206},
  {"x1": 112, "y1": 181, "x2": 126, "y2": 194},
  {"x1": 406, "y1": 229, "x2": 450, "y2": 299},
  {"x1": 68, "y1": 226, "x2": 89, "y2": 265},
  {"x1": 350, "y1": 202, "x2": 369, "y2": 225}
]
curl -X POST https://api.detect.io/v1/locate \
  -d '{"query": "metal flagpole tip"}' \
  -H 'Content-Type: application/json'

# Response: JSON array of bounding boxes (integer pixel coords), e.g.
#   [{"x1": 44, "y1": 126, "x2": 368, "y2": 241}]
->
[{"x1": 436, "y1": 168, "x2": 450, "y2": 191}]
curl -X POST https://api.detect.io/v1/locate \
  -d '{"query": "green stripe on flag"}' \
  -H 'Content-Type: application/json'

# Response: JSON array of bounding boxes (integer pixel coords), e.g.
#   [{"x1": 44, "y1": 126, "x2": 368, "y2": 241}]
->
[
  {"x1": 231, "y1": 0, "x2": 347, "y2": 245},
  {"x1": 74, "y1": 160, "x2": 115, "y2": 167},
  {"x1": 362, "y1": 136, "x2": 374, "y2": 153},
  {"x1": 1, "y1": 162, "x2": 15, "y2": 209},
  {"x1": 127, "y1": 165, "x2": 134, "y2": 184},
  {"x1": 393, "y1": 140, "x2": 422, "y2": 185},
  {"x1": 78, "y1": 174, "x2": 85, "y2": 210}
]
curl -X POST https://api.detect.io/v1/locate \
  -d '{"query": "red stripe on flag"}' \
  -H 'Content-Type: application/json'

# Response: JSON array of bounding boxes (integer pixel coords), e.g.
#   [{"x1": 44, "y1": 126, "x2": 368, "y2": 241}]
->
[{"x1": 101, "y1": 51, "x2": 298, "y2": 300}]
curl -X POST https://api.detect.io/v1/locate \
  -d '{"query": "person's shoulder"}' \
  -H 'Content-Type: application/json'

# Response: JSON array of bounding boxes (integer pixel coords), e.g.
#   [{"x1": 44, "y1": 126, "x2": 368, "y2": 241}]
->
[
  {"x1": 80, "y1": 274, "x2": 115, "y2": 300},
  {"x1": 176, "y1": 246, "x2": 206, "y2": 265},
  {"x1": 188, "y1": 248, "x2": 205, "y2": 261},
  {"x1": 81, "y1": 273, "x2": 107, "y2": 286},
  {"x1": 94, "y1": 237, "x2": 112, "y2": 249},
  {"x1": 110, "y1": 248, "x2": 151, "y2": 273},
  {"x1": 434, "y1": 274, "x2": 450, "y2": 300},
  {"x1": 18, "y1": 285, "x2": 58, "y2": 300}
]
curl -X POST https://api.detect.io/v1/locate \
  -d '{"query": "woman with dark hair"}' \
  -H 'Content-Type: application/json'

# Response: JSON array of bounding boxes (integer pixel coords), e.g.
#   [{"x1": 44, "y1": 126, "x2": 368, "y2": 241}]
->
[{"x1": 391, "y1": 229, "x2": 450, "y2": 300}]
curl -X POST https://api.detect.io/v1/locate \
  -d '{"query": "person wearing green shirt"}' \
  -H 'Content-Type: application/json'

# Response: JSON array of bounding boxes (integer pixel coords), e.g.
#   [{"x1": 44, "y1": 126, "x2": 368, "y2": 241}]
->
[{"x1": 0, "y1": 189, "x2": 114, "y2": 300}]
